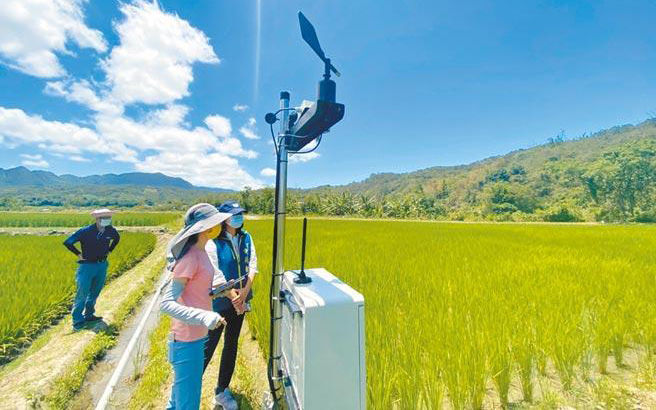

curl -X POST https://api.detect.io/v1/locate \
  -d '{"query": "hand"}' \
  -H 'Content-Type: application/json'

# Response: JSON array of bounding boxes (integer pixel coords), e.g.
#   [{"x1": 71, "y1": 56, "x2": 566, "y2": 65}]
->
[
  {"x1": 207, "y1": 312, "x2": 226, "y2": 330},
  {"x1": 232, "y1": 288, "x2": 248, "y2": 315},
  {"x1": 77, "y1": 254, "x2": 85, "y2": 262},
  {"x1": 233, "y1": 288, "x2": 248, "y2": 305},
  {"x1": 231, "y1": 298, "x2": 245, "y2": 315}
]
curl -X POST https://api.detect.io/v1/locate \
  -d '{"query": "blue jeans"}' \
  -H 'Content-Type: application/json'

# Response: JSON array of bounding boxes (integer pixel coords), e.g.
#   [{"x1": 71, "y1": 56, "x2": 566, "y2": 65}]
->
[
  {"x1": 167, "y1": 336, "x2": 207, "y2": 410},
  {"x1": 71, "y1": 261, "x2": 108, "y2": 328}
]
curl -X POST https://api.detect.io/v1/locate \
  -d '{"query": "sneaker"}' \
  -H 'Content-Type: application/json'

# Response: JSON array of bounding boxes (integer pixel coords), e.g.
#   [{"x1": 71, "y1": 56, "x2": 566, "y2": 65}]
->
[
  {"x1": 85, "y1": 315, "x2": 103, "y2": 322},
  {"x1": 72, "y1": 321, "x2": 86, "y2": 331},
  {"x1": 212, "y1": 388, "x2": 238, "y2": 410}
]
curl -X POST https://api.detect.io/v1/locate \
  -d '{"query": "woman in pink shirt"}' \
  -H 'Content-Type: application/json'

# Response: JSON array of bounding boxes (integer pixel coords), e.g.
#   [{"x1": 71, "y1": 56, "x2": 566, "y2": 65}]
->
[{"x1": 161, "y1": 203, "x2": 233, "y2": 410}]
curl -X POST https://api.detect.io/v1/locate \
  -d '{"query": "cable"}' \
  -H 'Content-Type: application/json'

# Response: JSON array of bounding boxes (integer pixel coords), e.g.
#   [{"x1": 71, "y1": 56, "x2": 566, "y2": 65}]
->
[
  {"x1": 270, "y1": 123, "x2": 279, "y2": 156},
  {"x1": 301, "y1": 134, "x2": 322, "y2": 154},
  {"x1": 273, "y1": 107, "x2": 297, "y2": 116},
  {"x1": 289, "y1": 134, "x2": 323, "y2": 155}
]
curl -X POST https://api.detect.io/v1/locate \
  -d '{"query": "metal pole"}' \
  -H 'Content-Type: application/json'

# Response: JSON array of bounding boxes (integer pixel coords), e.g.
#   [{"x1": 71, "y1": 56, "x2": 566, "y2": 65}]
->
[{"x1": 269, "y1": 90, "x2": 290, "y2": 407}]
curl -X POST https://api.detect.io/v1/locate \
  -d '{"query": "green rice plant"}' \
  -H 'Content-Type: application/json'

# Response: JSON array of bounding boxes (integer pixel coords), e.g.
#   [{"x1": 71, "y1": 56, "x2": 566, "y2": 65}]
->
[
  {"x1": 0, "y1": 212, "x2": 178, "y2": 227},
  {"x1": 128, "y1": 315, "x2": 172, "y2": 410},
  {"x1": 0, "y1": 232, "x2": 156, "y2": 363},
  {"x1": 241, "y1": 219, "x2": 656, "y2": 409},
  {"x1": 491, "y1": 335, "x2": 513, "y2": 407}
]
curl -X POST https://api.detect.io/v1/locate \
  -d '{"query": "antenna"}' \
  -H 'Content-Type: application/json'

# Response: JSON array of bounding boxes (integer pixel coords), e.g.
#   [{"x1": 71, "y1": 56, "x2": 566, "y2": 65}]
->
[{"x1": 294, "y1": 217, "x2": 312, "y2": 284}]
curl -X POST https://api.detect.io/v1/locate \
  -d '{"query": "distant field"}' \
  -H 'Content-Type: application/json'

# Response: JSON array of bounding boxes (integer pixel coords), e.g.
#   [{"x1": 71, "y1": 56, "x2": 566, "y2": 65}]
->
[
  {"x1": 244, "y1": 219, "x2": 656, "y2": 409},
  {"x1": 0, "y1": 232, "x2": 156, "y2": 364},
  {"x1": 0, "y1": 212, "x2": 178, "y2": 227}
]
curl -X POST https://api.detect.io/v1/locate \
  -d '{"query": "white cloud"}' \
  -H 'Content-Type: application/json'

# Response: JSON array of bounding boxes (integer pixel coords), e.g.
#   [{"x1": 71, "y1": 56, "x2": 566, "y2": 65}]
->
[
  {"x1": 260, "y1": 167, "x2": 276, "y2": 177},
  {"x1": 20, "y1": 153, "x2": 43, "y2": 161},
  {"x1": 70, "y1": 155, "x2": 90, "y2": 162},
  {"x1": 239, "y1": 128, "x2": 258, "y2": 140},
  {"x1": 233, "y1": 104, "x2": 248, "y2": 112},
  {"x1": 103, "y1": 0, "x2": 219, "y2": 105},
  {"x1": 239, "y1": 117, "x2": 260, "y2": 140},
  {"x1": 3, "y1": 1, "x2": 262, "y2": 190},
  {"x1": 93, "y1": 110, "x2": 257, "y2": 160},
  {"x1": 289, "y1": 152, "x2": 320, "y2": 163},
  {"x1": 146, "y1": 104, "x2": 190, "y2": 127},
  {"x1": 136, "y1": 151, "x2": 263, "y2": 190},
  {"x1": 205, "y1": 115, "x2": 232, "y2": 138},
  {"x1": 44, "y1": 79, "x2": 123, "y2": 116},
  {"x1": 20, "y1": 154, "x2": 49, "y2": 168},
  {"x1": 0, "y1": 0, "x2": 106, "y2": 78},
  {"x1": 0, "y1": 107, "x2": 137, "y2": 162},
  {"x1": 21, "y1": 159, "x2": 49, "y2": 168}
]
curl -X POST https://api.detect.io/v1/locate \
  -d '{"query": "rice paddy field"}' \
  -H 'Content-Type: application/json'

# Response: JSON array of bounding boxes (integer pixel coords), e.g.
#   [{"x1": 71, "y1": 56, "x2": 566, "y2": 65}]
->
[
  {"x1": 244, "y1": 219, "x2": 656, "y2": 409},
  {"x1": 0, "y1": 232, "x2": 156, "y2": 363},
  {"x1": 2, "y1": 212, "x2": 654, "y2": 408},
  {"x1": 0, "y1": 211, "x2": 178, "y2": 227}
]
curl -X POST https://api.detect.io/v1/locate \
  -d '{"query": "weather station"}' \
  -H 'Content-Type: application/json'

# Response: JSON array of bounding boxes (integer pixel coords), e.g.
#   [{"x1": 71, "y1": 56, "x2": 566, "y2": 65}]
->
[{"x1": 263, "y1": 12, "x2": 366, "y2": 410}]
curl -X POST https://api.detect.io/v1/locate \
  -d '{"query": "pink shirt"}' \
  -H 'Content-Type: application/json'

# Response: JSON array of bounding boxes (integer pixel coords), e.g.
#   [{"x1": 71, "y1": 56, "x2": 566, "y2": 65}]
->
[{"x1": 170, "y1": 245, "x2": 214, "y2": 341}]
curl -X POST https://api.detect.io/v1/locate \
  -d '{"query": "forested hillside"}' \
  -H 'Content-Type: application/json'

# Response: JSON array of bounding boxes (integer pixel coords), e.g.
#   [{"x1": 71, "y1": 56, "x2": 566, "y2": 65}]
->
[{"x1": 234, "y1": 120, "x2": 656, "y2": 222}]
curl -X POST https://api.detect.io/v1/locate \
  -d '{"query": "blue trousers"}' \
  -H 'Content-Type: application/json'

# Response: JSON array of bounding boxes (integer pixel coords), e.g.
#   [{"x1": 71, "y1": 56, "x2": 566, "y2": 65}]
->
[
  {"x1": 71, "y1": 261, "x2": 108, "y2": 327},
  {"x1": 167, "y1": 336, "x2": 207, "y2": 410}
]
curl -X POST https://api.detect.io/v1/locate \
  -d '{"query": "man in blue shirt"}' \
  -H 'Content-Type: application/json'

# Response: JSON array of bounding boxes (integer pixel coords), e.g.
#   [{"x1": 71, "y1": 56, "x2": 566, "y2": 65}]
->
[{"x1": 64, "y1": 209, "x2": 120, "y2": 330}]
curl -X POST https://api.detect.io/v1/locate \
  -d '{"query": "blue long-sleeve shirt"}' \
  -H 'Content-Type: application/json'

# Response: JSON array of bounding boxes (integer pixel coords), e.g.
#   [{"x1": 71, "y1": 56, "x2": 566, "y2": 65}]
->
[{"x1": 63, "y1": 224, "x2": 120, "y2": 262}]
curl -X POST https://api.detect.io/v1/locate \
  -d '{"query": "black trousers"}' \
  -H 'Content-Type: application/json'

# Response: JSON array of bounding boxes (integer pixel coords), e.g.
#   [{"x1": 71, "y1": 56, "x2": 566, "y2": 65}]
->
[{"x1": 203, "y1": 305, "x2": 245, "y2": 393}]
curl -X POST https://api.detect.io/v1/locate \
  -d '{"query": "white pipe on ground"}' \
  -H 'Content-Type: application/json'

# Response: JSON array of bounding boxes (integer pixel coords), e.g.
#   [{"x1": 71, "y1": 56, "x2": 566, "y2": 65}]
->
[{"x1": 95, "y1": 270, "x2": 169, "y2": 410}]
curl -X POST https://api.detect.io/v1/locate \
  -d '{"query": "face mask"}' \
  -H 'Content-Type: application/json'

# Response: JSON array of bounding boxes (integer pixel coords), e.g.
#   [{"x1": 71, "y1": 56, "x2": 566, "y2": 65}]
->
[
  {"x1": 99, "y1": 218, "x2": 112, "y2": 227},
  {"x1": 206, "y1": 225, "x2": 221, "y2": 239},
  {"x1": 227, "y1": 214, "x2": 244, "y2": 229}
]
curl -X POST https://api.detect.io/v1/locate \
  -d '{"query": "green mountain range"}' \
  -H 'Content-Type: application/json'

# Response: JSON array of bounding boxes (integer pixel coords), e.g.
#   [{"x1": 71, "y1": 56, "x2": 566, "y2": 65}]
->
[
  {"x1": 0, "y1": 167, "x2": 196, "y2": 188},
  {"x1": 0, "y1": 168, "x2": 229, "y2": 208}
]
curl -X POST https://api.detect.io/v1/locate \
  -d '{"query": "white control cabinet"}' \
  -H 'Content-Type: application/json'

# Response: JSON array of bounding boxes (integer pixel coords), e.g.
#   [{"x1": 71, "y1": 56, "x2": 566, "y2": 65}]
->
[{"x1": 280, "y1": 268, "x2": 366, "y2": 410}]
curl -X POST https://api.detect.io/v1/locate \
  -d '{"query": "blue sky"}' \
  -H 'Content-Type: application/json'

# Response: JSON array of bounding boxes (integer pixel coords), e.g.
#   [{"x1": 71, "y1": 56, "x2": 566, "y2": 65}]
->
[{"x1": 1, "y1": 1, "x2": 655, "y2": 189}]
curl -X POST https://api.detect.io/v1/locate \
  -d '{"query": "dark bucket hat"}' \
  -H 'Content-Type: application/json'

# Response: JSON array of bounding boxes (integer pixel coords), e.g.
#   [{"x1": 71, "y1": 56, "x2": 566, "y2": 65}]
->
[{"x1": 217, "y1": 200, "x2": 246, "y2": 215}]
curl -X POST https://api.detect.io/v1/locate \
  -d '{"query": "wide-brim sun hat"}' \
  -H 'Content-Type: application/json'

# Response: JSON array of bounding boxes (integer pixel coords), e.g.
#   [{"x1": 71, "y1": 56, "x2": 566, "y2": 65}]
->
[
  {"x1": 217, "y1": 200, "x2": 246, "y2": 215},
  {"x1": 91, "y1": 208, "x2": 115, "y2": 218},
  {"x1": 166, "y1": 203, "x2": 232, "y2": 262}
]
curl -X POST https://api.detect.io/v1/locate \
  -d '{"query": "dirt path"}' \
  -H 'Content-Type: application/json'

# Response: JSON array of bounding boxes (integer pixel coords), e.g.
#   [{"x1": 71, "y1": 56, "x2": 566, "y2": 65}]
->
[
  {"x1": 68, "y1": 271, "x2": 169, "y2": 409},
  {"x1": 0, "y1": 234, "x2": 169, "y2": 409}
]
